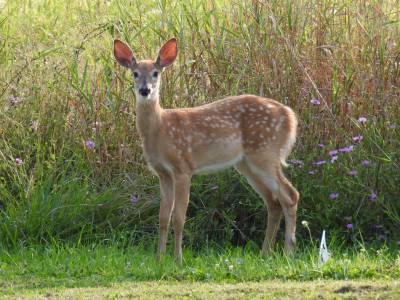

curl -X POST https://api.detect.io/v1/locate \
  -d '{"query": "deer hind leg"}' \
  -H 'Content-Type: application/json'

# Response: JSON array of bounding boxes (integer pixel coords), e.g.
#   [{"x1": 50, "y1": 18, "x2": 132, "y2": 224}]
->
[
  {"x1": 172, "y1": 173, "x2": 191, "y2": 265},
  {"x1": 243, "y1": 154, "x2": 299, "y2": 255},
  {"x1": 277, "y1": 169, "x2": 299, "y2": 254},
  {"x1": 157, "y1": 172, "x2": 175, "y2": 262},
  {"x1": 235, "y1": 161, "x2": 282, "y2": 255}
]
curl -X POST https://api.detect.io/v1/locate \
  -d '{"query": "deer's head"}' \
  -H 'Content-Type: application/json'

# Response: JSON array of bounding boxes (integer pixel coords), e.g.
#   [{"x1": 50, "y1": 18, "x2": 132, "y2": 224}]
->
[{"x1": 113, "y1": 38, "x2": 178, "y2": 103}]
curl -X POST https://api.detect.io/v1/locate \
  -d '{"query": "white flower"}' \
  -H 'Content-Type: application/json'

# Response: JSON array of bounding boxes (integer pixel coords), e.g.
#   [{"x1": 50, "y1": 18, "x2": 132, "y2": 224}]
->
[{"x1": 301, "y1": 220, "x2": 309, "y2": 227}]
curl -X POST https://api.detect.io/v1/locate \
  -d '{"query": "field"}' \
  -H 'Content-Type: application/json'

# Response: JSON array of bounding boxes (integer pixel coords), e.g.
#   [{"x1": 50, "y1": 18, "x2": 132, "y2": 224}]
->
[
  {"x1": 4, "y1": 280, "x2": 400, "y2": 299},
  {"x1": 1, "y1": 244, "x2": 400, "y2": 299},
  {"x1": 0, "y1": 0, "x2": 399, "y2": 298}
]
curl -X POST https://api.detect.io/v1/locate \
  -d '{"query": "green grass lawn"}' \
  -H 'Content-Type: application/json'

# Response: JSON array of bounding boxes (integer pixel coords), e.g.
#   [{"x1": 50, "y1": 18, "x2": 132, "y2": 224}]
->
[{"x1": 1, "y1": 244, "x2": 399, "y2": 298}]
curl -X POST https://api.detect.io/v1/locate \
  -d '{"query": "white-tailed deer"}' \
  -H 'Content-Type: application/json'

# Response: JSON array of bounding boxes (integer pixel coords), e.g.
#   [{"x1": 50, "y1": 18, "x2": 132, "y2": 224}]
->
[{"x1": 114, "y1": 38, "x2": 299, "y2": 264}]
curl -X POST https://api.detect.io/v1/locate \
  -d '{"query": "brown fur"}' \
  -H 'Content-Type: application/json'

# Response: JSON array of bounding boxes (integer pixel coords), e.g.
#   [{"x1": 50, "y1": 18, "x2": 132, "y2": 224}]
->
[
  {"x1": 138, "y1": 95, "x2": 297, "y2": 174},
  {"x1": 114, "y1": 38, "x2": 300, "y2": 264}
]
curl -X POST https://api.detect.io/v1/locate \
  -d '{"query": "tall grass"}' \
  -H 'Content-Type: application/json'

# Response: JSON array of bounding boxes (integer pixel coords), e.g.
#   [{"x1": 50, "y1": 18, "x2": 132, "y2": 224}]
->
[{"x1": 0, "y1": 0, "x2": 399, "y2": 248}]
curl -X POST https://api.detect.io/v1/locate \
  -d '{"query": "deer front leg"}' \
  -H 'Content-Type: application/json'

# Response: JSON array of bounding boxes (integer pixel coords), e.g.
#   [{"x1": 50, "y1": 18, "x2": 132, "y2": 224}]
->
[
  {"x1": 172, "y1": 173, "x2": 191, "y2": 264},
  {"x1": 157, "y1": 173, "x2": 175, "y2": 262}
]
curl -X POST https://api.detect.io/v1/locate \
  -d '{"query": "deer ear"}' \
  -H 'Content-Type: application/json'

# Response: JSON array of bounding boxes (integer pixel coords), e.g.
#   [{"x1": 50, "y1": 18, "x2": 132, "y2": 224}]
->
[
  {"x1": 155, "y1": 38, "x2": 178, "y2": 69},
  {"x1": 113, "y1": 39, "x2": 136, "y2": 68}
]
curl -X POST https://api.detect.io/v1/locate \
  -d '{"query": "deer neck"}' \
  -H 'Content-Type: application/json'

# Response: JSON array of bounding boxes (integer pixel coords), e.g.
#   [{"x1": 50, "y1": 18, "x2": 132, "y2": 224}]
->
[{"x1": 136, "y1": 98, "x2": 163, "y2": 142}]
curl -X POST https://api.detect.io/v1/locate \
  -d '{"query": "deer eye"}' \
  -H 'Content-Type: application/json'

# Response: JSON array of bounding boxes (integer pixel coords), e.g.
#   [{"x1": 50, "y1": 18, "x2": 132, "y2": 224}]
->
[
  {"x1": 133, "y1": 71, "x2": 139, "y2": 79},
  {"x1": 152, "y1": 71, "x2": 158, "y2": 78}
]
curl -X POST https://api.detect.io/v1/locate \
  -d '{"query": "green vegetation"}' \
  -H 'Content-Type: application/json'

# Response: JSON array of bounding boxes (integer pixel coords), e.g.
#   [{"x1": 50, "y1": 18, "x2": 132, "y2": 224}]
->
[
  {"x1": 1, "y1": 243, "x2": 399, "y2": 293},
  {"x1": 0, "y1": 0, "x2": 399, "y2": 249},
  {"x1": 0, "y1": 2, "x2": 399, "y2": 298}
]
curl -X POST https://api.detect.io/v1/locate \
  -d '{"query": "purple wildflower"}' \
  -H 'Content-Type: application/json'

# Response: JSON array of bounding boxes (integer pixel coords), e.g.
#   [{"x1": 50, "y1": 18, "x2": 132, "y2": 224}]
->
[
  {"x1": 352, "y1": 135, "x2": 363, "y2": 143},
  {"x1": 119, "y1": 105, "x2": 127, "y2": 113},
  {"x1": 310, "y1": 98, "x2": 321, "y2": 106},
  {"x1": 318, "y1": 144, "x2": 325, "y2": 148},
  {"x1": 15, "y1": 158, "x2": 23, "y2": 165},
  {"x1": 236, "y1": 258, "x2": 244, "y2": 265},
  {"x1": 289, "y1": 159, "x2": 304, "y2": 167},
  {"x1": 338, "y1": 145, "x2": 354, "y2": 153},
  {"x1": 346, "y1": 223, "x2": 353, "y2": 230},
  {"x1": 369, "y1": 192, "x2": 377, "y2": 202},
  {"x1": 387, "y1": 124, "x2": 396, "y2": 129},
  {"x1": 329, "y1": 150, "x2": 338, "y2": 156},
  {"x1": 9, "y1": 96, "x2": 21, "y2": 106},
  {"x1": 85, "y1": 140, "x2": 95, "y2": 150},
  {"x1": 348, "y1": 170, "x2": 358, "y2": 176},
  {"x1": 358, "y1": 117, "x2": 367, "y2": 124},
  {"x1": 378, "y1": 234, "x2": 386, "y2": 241},
  {"x1": 312, "y1": 160, "x2": 327, "y2": 166},
  {"x1": 308, "y1": 170, "x2": 317, "y2": 175},
  {"x1": 329, "y1": 192, "x2": 339, "y2": 200},
  {"x1": 130, "y1": 195, "x2": 139, "y2": 205},
  {"x1": 330, "y1": 155, "x2": 338, "y2": 163},
  {"x1": 361, "y1": 160, "x2": 370, "y2": 167}
]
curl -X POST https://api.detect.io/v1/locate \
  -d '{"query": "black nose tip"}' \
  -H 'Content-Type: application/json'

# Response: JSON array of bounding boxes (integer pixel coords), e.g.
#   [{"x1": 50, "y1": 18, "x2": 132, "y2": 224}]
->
[{"x1": 139, "y1": 88, "x2": 150, "y2": 97}]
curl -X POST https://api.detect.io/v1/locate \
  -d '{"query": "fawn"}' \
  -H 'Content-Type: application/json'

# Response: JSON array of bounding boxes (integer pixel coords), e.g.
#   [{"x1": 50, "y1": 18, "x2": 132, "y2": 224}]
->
[{"x1": 113, "y1": 38, "x2": 299, "y2": 264}]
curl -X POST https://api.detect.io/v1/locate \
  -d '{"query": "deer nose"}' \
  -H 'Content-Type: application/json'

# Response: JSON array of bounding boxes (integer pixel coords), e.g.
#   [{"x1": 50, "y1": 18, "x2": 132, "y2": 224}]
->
[{"x1": 139, "y1": 87, "x2": 151, "y2": 97}]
